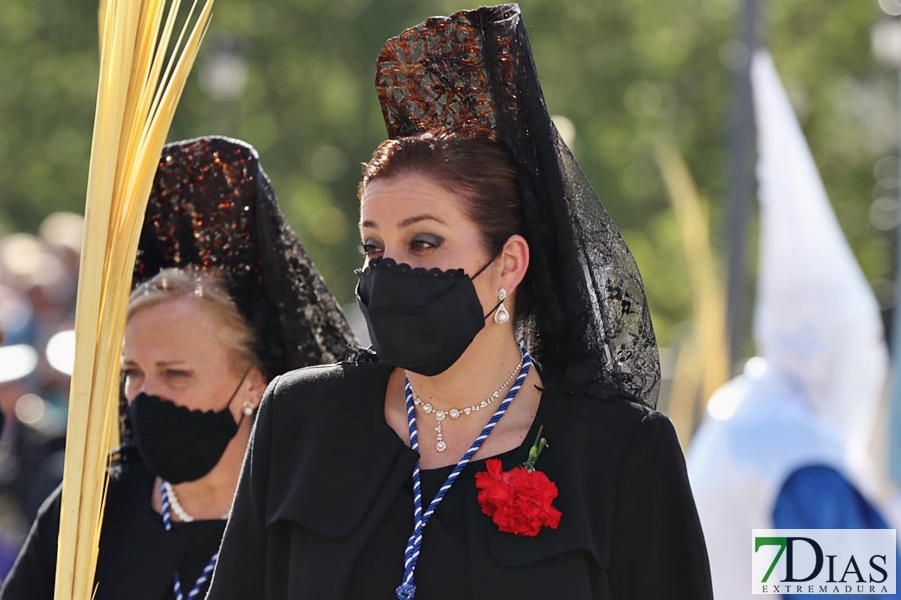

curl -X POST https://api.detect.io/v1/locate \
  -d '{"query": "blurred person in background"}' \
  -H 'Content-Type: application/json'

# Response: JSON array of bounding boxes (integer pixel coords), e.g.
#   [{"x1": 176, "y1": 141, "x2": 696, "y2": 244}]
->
[
  {"x1": 0, "y1": 274, "x2": 69, "y2": 579},
  {"x1": 14, "y1": 326, "x2": 76, "y2": 529},
  {"x1": 38, "y1": 211, "x2": 84, "y2": 321},
  {"x1": 0, "y1": 212, "x2": 85, "y2": 525},
  {"x1": 0, "y1": 234, "x2": 72, "y2": 353},
  {"x1": 687, "y1": 51, "x2": 896, "y2": 600},
  {"x1": 0, "y1": 237, "x2": 74, "y2": 529},
  {"x1": 0, "y1": 341, "x2": 39, "y2": 578},
  {"x1": 0, "y1": 136, "x2": 356, "y2": 600}
]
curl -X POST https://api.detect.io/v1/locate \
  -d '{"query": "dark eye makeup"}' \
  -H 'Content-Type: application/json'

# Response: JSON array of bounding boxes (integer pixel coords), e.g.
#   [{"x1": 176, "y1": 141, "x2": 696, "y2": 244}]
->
[
  {"x1": 358, "y1": 233, "x2": 444, "y2": 258},
  {"x1": 359, "y1": 241, "x2": 384, "y2": 257},
  {"x1": 410, "y1": 234, "x2": 444, "y2": 253}
]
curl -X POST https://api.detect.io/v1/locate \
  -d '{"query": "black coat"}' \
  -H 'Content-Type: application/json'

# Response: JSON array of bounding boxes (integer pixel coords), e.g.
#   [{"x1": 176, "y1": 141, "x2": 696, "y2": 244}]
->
[
  {"x1": 206, "y1": 360, "x2": 713, "y2": 599},
  {"x1": 0, "y1": 460, "x2": 224, "y2": 600}
]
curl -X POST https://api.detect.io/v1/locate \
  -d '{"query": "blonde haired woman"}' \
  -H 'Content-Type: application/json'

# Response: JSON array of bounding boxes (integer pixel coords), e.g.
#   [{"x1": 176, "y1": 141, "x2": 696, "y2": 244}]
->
[{"x1": 1, "y1": 137, "x2": 355, "y2": 600}]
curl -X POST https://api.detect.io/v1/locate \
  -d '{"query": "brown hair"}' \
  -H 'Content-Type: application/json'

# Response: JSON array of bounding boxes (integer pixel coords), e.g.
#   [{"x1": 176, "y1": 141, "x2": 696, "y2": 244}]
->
[
  {"x1": 127, "y1": 267, "x2": 258, "y2": 374},
  {"x1": 359, "y1": 131, "x2": 534, "y2": 324},
  {"x1": 359, "y1": 131, "x2": 523, "y2": 257}
]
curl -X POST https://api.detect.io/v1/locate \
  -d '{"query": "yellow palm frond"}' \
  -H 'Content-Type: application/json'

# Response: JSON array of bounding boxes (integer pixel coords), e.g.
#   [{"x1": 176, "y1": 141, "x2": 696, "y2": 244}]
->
[{"x1": 56, "y1": 1, "x2": 214, "y2": 597}]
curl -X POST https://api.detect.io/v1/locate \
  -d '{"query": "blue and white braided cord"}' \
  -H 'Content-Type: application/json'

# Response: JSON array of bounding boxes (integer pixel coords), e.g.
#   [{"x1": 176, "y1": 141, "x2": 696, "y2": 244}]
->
[
  {"x1": 397, "y1": 347, "x2": 531, "y2": 599},
  {"x1": 160, "y1": 482, "x2": 221, "y2": 600}
]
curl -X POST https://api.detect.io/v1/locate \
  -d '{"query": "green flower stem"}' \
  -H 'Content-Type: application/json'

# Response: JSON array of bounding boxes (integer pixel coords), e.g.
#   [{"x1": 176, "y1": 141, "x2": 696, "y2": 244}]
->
[{"x1": 523, "y1": 425, "x2": 548, "y2": 473}]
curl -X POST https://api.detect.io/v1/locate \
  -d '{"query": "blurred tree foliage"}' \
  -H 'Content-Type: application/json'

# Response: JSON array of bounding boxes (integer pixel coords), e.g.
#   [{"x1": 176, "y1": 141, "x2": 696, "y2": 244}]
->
[{"x1": 0, "y1": 0, "x2": 893, "y2": 346}]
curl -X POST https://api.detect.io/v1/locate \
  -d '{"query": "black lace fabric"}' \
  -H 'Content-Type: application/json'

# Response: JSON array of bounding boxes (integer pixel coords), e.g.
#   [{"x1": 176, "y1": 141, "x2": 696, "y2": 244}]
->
[
  {"x1": 115, "y1": 136, "x2": 357, "y2": 458},
  {"x1": 356, "y1": 257, "x2": 467, "y2": 279},
  {"x1": 376, "y1": 4, "x2": 660, "y2": 406}
]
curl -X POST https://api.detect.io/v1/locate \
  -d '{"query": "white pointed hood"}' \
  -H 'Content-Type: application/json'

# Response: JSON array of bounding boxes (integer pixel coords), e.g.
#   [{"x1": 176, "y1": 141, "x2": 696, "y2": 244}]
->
[
  {"x1": 687, "y1": 53, "x2": 890, "y2": 600},
  {"x1": 751, "y1": 50, "x2": 888, "y2": 465}
]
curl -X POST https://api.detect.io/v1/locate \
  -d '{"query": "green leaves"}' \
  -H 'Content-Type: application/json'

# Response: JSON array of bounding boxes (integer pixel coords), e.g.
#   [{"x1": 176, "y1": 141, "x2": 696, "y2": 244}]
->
[{"x1": 0, "y1": 0, "x2": 890, "y2": 342}]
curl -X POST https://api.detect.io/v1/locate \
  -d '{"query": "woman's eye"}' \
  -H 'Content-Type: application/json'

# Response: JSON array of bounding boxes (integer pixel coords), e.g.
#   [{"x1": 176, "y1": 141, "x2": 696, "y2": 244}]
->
[
  {"x1": 359, "y1": 243, "x2": 383, "y2": 257},
  {"x1": 166, "y1": 370, "x2": 191, "y2": 379},
  {"x1": 410, "y1": 235, "x2": 443, "y2": 253}
]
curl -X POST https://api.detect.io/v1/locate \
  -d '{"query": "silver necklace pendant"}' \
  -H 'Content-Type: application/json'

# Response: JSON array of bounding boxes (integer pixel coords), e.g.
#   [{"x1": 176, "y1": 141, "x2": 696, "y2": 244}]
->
[{"x1": 435, "y1": 411, "x2": 447, "y2": 452}]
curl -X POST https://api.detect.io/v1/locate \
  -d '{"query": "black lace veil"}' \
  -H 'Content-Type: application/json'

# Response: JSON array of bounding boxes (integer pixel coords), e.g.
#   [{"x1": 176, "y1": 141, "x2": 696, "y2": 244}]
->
[
  {"x1": 376, "y1": 4, "x2": 660, "y2": 406},
  {"x1": 116, "y1": 136, "x2": 356, "y2": 459}
]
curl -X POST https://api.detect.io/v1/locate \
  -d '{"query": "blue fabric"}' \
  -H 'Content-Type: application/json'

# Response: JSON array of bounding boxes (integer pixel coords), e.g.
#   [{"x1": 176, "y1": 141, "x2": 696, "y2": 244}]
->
[{"x1": 773, "y1": 465, "x2": 899, "y2": 599}]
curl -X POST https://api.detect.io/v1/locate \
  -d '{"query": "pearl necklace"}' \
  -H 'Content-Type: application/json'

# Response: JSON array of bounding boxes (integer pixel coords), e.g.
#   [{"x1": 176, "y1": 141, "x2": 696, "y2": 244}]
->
[
  {"x1": 162, "y1": 481, "x2": 229, "y2": 522},
  {"x1": 162, "y1": 481, "x2": 194, "y2": 522},
  {"x1": 407, "y1": 356, "x2": 524, "y2": 452}
]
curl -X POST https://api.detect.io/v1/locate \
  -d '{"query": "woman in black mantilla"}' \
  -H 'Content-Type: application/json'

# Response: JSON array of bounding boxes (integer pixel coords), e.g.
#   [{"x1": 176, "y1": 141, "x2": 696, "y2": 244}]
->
[
  {"x1": 206, "y1": 6, "x2": 713, "y2": 599},
  {"x1": 0, "y1": 137, "x2": 356, "y2": 600}
]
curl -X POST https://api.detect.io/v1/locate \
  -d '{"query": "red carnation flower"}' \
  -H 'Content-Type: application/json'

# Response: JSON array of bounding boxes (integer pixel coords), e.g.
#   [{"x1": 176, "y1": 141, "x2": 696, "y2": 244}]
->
[{"x1": 475, "y1": 457, "x2": 562, "y2": 537}]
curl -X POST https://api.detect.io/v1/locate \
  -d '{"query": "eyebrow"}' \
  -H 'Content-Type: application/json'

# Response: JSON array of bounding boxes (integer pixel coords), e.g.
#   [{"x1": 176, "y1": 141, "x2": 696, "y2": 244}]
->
[
  {"x1": 121, "y1": 359, "x2": 188, "y2": 368},
  {"x1": 360, "y1": 214, "x2": 448, "y2": 230}
]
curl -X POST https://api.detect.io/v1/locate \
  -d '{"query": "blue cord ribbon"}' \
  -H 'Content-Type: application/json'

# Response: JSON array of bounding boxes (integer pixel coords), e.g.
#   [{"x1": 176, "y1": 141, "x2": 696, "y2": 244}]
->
[
  {"x1": 396, "y1": 347, "x2": 531, "y2": 599},
  {"x1": 160, "y1": 482, "x2": 220, "y2": 600}
]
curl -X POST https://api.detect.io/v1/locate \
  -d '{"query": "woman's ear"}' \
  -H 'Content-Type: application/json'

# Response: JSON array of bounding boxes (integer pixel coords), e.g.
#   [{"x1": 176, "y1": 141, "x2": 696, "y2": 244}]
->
[
  {"x1": 498, "y1": 234, "x2": 529, "y2": 295},
  {"x1": 245, "y1": 366, "x2": 268, "y2": 407}
]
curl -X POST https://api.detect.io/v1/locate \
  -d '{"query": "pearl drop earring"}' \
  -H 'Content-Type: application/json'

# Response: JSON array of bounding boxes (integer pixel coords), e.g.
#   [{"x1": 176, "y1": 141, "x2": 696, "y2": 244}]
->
[
  {"x1": 242, "y1": 400, "x2": 255, "y2": 417},
  {"x1": 494, "y1": 288, "x2": 510, "y2": 324}
]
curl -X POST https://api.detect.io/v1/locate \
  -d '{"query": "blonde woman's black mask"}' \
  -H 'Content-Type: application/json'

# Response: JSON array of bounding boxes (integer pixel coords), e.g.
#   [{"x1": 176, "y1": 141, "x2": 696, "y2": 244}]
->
[{"x1": 127, "y1": 371, "x2": 249, "y2": 484}]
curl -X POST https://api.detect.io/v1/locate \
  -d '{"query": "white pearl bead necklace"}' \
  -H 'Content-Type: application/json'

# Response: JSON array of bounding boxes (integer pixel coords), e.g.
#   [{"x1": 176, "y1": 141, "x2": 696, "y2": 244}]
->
[
  {"x1": 162, "y1": 481, "x2": 229, "y2": 522},
  {"x1": 162, "y1": 481, "x2": 194, "y2": 522}
]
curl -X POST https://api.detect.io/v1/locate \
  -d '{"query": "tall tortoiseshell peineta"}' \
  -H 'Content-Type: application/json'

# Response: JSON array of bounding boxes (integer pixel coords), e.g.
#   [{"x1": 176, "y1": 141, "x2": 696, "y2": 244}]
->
[{"x1": 376, "y1": 5, "x2": 522, "y2": 140}]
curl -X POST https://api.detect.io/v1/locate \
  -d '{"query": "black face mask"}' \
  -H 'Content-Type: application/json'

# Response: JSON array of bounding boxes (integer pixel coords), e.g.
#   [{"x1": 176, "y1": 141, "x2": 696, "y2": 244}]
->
[
  {"x1": 355, "y1": 257, "x2": 500, "y2": 376},
  {"x1": 127, "y1": 372, "x2": 249, "y2": 484}
]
